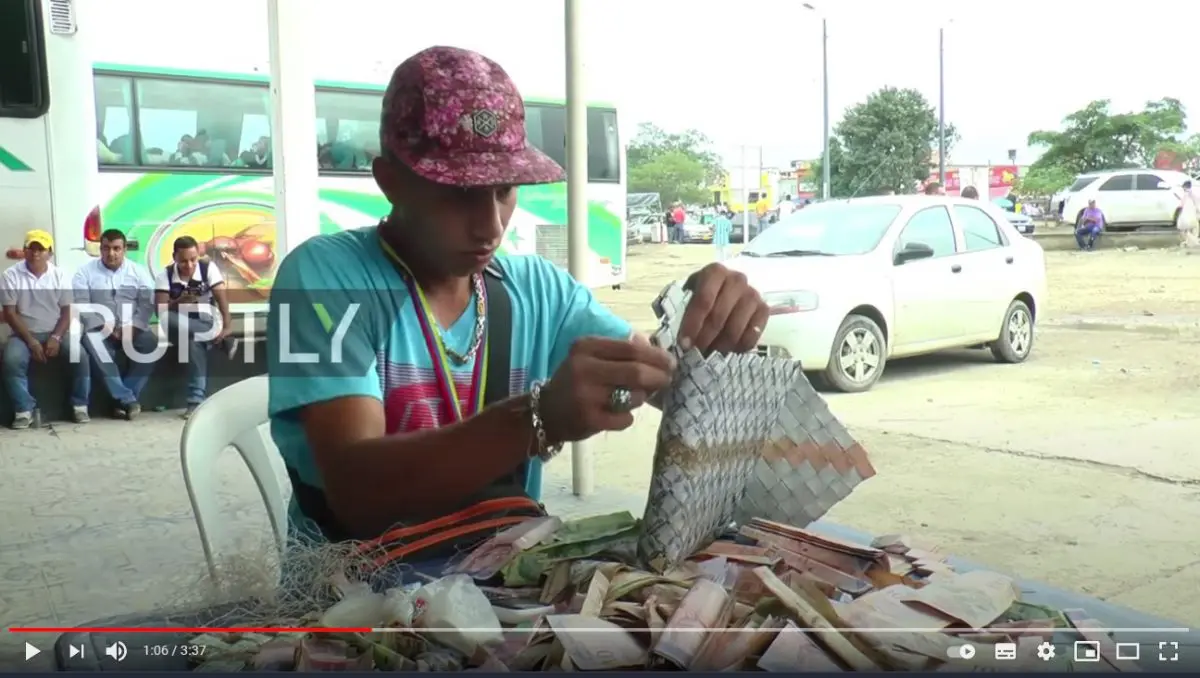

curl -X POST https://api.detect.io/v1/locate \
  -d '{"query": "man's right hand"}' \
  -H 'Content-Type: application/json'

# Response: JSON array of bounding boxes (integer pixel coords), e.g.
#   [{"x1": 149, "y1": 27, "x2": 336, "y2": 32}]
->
[
  {"x1": 539, "y1": 337, "x2": 676, "y2": 443},
  {"x1": 25, "y1": 337, "x2": 46, "y2": 363}
]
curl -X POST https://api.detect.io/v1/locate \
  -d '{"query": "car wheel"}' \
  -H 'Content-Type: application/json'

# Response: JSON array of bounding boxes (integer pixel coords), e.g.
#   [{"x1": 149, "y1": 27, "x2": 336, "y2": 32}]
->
[
  {"x1": 990, "y1": 300, "x2": 1034, "y2": 363},
  {"x1": 821, "y1": 314, "x2": 887, "y2": 393}
]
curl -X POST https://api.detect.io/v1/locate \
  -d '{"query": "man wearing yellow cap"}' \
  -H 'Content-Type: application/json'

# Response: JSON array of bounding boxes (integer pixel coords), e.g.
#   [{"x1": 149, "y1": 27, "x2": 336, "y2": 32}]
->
[{"x1": 1, "y1": 230, "x2": 89, "y2": 428}]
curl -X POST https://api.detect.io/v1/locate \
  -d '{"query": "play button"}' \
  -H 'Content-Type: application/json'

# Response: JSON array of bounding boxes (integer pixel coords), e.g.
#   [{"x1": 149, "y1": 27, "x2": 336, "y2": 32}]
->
[{"x1": 25, "y1": 643, "x2": 40, "y2": 661}]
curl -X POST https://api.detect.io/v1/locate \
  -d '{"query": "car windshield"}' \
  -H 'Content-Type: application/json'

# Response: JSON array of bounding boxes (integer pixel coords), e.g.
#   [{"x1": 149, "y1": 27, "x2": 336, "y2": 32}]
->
[
  {"x1": 740, "y1": 202, "x2": 902, "y2": 257},
  {"x1": 1068, "y1": 175, "x2": 1098, "y2": 192}
]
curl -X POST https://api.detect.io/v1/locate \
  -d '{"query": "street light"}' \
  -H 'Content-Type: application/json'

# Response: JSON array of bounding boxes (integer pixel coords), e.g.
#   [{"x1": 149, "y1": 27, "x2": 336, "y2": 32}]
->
[
  {"x1": 938, "y1": 26, "x2": 945, "y2": 184},
  {"x1": 802, "y1": 3, "x2": 830, "y2": 200}
]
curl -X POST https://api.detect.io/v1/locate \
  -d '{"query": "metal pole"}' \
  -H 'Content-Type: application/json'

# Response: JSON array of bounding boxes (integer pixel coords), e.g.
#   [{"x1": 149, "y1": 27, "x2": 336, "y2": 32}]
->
[
  {"x1": 564, "y1": 0, "x2": 593, "y2": 497},
  {"x1": 758, "y1": 146, "x2": 764, "y2": 235},
  {"x1": 741, "y1": 145, "x2": 749, "y2": 244},
  {"x1": 821, "y1": 18, "x2": 831, "y2": 200},
  {"x1": 937, "y1": 26, "x2": 946, "y2": 184}
]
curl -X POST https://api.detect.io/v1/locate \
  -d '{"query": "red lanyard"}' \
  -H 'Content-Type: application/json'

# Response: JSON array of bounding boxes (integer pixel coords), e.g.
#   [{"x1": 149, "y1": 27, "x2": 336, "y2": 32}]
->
[{"x1": 379, "y1": 236, "x2": 488, "y2": 422}]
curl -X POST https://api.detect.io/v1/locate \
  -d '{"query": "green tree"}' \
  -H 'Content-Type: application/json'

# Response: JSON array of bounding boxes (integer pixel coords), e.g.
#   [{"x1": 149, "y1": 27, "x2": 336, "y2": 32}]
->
[
  {"x1": 627, "y1": 123, "x2": 723, "y2": 205},
  {"x1": 1013, "y1": 164, "x2": 1074, "y2": 197},
  {"x1": 810, "y1": 87, "x2": 957, "y2": 197},
  {"x1": 628, "y1": 150, "x2": 710, "y2": 205},
  {"x1": 1024, "y1": 98, "x2": 1189, "y2": 193},
  {"x1": 804, "y1": 138, "x2": 854, "y2": 197}
]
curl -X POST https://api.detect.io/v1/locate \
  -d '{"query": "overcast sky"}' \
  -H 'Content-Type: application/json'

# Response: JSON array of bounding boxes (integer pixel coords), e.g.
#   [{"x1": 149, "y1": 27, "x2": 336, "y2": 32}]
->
[{"x1": 94, "y1": 0, "x2": 1200, "y2": 168}]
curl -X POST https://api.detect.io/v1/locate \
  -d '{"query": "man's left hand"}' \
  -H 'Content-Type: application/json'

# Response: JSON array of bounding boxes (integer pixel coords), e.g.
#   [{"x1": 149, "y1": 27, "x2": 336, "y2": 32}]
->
[{"x1": 677, "y1": 263, "x2": 769, "y2": 355}]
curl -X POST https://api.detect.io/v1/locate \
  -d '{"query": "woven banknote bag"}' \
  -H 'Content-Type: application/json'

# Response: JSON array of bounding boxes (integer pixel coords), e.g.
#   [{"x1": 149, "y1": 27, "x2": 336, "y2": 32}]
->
[{"x1": 636, "y1": 282, "x2": 876, "y2": 570}]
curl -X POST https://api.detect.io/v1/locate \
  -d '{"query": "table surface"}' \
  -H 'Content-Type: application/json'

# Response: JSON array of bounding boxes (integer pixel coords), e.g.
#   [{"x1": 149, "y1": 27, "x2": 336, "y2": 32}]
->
[{"x1": 52, "y1": 521, "x2": 1200, "y2": 672}]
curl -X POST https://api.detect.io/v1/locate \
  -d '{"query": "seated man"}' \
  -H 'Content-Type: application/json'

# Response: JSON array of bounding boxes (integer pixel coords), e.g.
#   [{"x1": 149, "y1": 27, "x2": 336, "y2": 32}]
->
[
  {"x1": 154, "y1": 236, "x2": 234, "y2": 418},
  {"x1": 266, "y1": 47, "x2": 768, "y2": 580},
  {"x1": 73, "y1": 228, "x2": 158, "y2": 420},
  {"x1": 1076, "y1": 199, "x2": 1104, "y2": 251},
  {"x1": 1, "y1": 230, "x2": 88, "y2": 427}
]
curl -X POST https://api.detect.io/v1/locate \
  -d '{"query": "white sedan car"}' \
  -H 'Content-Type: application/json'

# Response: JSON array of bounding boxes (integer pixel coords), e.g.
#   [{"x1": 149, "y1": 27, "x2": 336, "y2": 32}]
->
[
  {"x1": 1060, "y1": 168, "x2": 1194, "y2": 229},
  {"x1": 725, "y1": 195, "x2": 1047, "y2": 392}
]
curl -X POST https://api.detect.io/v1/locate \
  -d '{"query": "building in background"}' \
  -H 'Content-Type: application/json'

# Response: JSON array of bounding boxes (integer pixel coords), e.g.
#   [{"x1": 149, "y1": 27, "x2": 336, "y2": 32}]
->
[
  {"x1": 779, "y1": 160, "x2": 816, "y2": 201},
  {"x1": 924, "y1": 164, "x2": 1028, "y2": 199}
]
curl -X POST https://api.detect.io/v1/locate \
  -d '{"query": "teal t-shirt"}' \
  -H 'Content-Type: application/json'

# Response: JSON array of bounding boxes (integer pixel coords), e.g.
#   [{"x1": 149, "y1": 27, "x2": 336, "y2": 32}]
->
[
  {"x1": 266, "y1": 227, "x2": 631, "y2": 530},
  {"x1": 714, "y1": 215, "x2": 732, "y2": 246}
]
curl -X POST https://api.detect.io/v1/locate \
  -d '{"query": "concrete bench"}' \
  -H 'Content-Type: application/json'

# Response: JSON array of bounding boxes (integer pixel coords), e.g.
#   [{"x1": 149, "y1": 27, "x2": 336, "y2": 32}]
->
[{"x1": 0, "y1": 334, "x2": 267, "y2": 424}]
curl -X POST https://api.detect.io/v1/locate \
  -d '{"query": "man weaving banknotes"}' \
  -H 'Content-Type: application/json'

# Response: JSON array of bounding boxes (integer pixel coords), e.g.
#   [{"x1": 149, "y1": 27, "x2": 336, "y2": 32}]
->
[{"x1": 265, "y1": 46, "x2": 768, "y2": 580}]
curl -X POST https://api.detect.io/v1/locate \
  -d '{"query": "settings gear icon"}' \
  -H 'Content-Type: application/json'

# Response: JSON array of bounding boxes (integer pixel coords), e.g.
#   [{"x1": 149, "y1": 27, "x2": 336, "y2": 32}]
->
[{"x1": 1036, "y1": 642, "x2": 1056, "y2": 661}]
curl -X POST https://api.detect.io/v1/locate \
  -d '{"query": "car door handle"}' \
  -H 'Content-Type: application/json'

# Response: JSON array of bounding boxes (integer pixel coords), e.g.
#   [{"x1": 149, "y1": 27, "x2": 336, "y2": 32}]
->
[
  {"x1": 1005, "y1": 256, "x2": 1014, "y2": 264},
  {"x1": 951, "y1": 264, "x2": 962, "y2": 273}
]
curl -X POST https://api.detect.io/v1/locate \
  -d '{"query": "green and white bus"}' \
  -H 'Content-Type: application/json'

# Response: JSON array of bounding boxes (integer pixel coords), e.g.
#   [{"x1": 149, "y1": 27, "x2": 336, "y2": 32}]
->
[{"x1": 1, "y1": 0, "x2": 629, "y2": 308}]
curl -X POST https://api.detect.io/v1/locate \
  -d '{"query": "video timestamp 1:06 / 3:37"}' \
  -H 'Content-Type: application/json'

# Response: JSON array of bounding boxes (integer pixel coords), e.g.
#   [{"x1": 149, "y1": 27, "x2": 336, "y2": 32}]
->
[{"x1": 142, "y1": 644, "x2": 206, "y2": 657}]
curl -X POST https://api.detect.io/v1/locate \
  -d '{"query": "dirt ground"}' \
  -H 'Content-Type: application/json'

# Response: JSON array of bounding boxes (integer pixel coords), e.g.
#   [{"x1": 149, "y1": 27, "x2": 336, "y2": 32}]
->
[{"x1": 542, "y1": 243, "x2": 1200, "y2": 626}]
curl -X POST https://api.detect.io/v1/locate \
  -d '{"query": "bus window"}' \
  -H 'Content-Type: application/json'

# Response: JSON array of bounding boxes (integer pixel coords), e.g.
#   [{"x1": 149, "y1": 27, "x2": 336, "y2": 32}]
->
[
  {"x1": 93, "y1": 76, "x2": 134, "y2": 165},
  {"x1": 0, "y1": 0, "x2": 49, "y2": 117},
  {"x1": 587, "y1": 108, "x2": 620, "y2": 183},
  {"x1": 526, "y1": 103, "x2": 567, "y2": 171},
  {"x1": 232, "y1": 113, "x2": 272, "y2": 169},
  {"x1": 133, "y1": 77, "x2": 270, "y2": 168},
  {"x1": 314, "y1": 89, "x2": 380, "y2": 171}
]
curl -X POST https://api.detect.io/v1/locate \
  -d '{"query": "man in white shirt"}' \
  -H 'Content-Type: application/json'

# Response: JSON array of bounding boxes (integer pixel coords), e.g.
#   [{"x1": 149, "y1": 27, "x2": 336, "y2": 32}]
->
[
  {"x1": 1, "y1": 230, "x2": 89, "y2": 428},
  {"x1": 73, "y1": 229, "x2": 159, "y2": 420},
  {"x1": 154, "y1": 235, "x2": 234, "y2": 417},
  {"x1": 777, "y1": 194, "x2": 795, "y2": 218}
]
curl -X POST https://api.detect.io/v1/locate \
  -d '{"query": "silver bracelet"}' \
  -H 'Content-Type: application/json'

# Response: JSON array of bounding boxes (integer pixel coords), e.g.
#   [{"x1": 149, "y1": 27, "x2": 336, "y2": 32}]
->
[{"x1": 529, "y1": 381, "x2": 563, "y2": 461}]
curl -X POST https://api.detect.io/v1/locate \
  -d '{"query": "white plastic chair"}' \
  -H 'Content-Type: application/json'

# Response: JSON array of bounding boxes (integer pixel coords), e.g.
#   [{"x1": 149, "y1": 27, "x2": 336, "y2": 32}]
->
[{"x1": 180, "y1": 375, "x2": 288, "y2": 585}]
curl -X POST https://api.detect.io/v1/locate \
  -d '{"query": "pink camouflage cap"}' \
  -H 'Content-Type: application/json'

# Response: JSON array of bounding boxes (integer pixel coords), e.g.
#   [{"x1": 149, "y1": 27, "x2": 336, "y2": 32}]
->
[{"x1": 381, "y1": 46, "x2": 565, "y2": 187}]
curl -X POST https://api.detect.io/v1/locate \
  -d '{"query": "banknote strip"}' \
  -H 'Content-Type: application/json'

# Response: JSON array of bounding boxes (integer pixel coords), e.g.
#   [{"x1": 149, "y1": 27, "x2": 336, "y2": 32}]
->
[{"x1": 639, "y1": 281, "x2": 876, "y2": 570}]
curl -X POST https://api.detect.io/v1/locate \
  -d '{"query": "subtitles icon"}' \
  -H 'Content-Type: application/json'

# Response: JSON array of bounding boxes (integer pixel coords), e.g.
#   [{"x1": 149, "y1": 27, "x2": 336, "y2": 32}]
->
[
  {"x1": 1074, "y1": 640, "x2": 1101, "y2": 662},
  {"x1": 1114, "y1": 643, "x2": 1140, "y2": 661},
  {"x1": 994, "y1": 642, "x2": 1017, "y2": 660}
]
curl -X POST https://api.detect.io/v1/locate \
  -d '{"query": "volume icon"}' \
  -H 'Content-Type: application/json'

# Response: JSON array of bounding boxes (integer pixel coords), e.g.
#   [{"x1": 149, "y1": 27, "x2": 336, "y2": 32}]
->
[{"x1": 104, "y1": 642, "x2": 128, "y2": 662}]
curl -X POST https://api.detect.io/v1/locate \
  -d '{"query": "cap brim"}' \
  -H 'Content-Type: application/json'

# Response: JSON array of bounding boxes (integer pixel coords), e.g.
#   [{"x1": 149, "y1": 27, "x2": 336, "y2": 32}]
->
[{"x1": 395, "y1": 146, "x2": 565, "y2": 188}]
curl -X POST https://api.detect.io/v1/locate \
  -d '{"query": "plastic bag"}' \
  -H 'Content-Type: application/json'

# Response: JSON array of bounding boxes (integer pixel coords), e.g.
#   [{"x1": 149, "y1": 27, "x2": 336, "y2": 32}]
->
[
  {"x1": 411, "y1": 574, "x2": 503, "y2": 655},
  {"x1": 383, "y1": 586, "x2": 417, "y2": 627},
  {"x1": 320, "y1": 578, "x2": 387, "y2": 628}
]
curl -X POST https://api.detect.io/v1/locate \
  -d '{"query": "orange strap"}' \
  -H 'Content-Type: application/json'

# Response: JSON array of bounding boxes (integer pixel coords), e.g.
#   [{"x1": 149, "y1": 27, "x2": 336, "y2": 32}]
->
[
  {"x1": 359, "y1": 495, "x2": 541, "y2": 554},
  {"x1": 372, "y1": 516, "x2": 531, "y2": 568}
]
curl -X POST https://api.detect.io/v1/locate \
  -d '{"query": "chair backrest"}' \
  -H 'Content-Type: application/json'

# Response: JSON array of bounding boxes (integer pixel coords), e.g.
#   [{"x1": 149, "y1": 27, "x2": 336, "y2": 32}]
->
[{"x1": 180, "y1": 375, "x2": 287, "y2": 584}]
